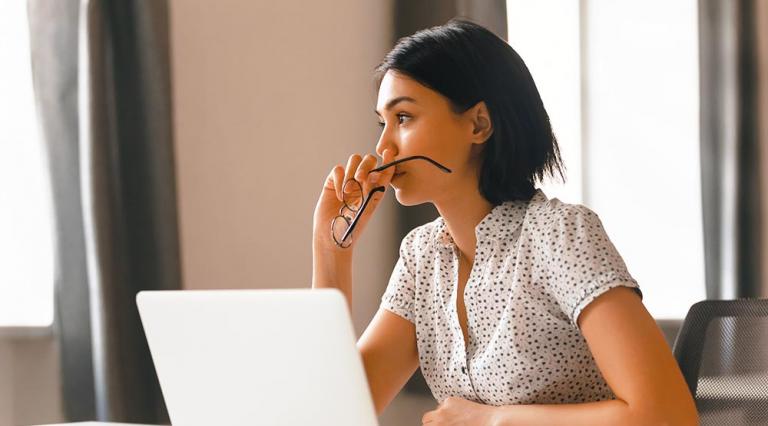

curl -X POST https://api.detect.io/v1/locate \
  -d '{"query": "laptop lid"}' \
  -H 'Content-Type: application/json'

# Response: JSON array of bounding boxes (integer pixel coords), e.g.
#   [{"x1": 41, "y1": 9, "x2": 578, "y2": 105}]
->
[{"x1": 136, "y1": 288, "x2": 378, "y2": 426}]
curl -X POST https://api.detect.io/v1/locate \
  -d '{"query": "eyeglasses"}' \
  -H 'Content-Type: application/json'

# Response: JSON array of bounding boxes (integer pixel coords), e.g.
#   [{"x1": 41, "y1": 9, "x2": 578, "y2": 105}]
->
[{"x1": 331, "y1": 155, "x2": 452, "y2": 248}]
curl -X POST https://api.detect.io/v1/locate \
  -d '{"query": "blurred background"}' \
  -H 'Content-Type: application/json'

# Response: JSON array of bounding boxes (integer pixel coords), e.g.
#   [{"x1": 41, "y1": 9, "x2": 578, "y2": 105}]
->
[{"x1": 0, "y1": 0, "x2": 766, "y2": 425}]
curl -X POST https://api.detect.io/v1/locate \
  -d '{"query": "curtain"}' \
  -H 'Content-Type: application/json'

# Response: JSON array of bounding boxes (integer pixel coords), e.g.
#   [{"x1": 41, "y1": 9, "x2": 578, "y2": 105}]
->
[
  {"x1": 29, "y1": 0, "x2": 181, "y2": 422},
  {"x1": 28, "y1": 0, "x2": 95, "y2": 420},
  {"x1": 699, "y1": 0, "x2": 768, "y2": 300}
]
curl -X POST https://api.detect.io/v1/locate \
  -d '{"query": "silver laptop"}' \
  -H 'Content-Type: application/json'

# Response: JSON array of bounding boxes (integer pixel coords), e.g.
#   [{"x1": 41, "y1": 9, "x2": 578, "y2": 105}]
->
[{"x1": 136, "y1": 288, "x2": 379, "y2": 426}]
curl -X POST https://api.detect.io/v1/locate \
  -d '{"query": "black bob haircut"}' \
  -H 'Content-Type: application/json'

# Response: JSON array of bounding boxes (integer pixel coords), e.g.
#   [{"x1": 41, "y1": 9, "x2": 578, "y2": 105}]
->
[{"x1": 374, "y1": 18, "x2": 565, "y2": 205}]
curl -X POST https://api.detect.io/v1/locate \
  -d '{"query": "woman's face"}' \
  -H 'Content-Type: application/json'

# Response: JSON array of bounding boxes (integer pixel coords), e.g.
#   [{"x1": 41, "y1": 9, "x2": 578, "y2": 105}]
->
[{"x1": 375, "y1": 70, "x2": 489, "y2": 206}]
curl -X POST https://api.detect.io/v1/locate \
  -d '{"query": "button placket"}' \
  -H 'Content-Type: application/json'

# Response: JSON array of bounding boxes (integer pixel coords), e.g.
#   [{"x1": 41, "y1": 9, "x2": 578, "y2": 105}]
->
[{"x1": 452, "y1": 243, "x2": 485, "y2": 403}]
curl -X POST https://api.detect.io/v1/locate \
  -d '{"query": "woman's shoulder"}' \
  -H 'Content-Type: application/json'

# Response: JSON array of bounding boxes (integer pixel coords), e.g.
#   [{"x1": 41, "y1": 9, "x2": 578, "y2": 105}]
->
[
  {"x1": 398, "y1": 216, "x2": 447, "y2": 255},
  {"x1": 524, "y1": 190, "x2": 614, "y2": 254},
  {"x1": 400, "y1": 216, "x2": 452, "y2": 257},
  {"x1": 526, "y1": 189, "x2": 602, "y2": 230}
]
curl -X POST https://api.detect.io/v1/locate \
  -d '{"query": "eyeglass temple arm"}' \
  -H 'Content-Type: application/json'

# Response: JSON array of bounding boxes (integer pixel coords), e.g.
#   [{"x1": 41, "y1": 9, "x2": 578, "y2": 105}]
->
[
  {"x1": 370, "y1": 155, "x2": 452, "y2": 174},
  {"x1": 339, "y1": 186, "x2": 386, "y2": 244}
]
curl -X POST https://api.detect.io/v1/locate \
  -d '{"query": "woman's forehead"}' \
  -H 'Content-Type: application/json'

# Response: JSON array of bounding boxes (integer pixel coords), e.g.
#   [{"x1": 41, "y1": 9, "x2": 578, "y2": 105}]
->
[{"x1": 376, "y1": 71, "x2": 438, "y2": 113}]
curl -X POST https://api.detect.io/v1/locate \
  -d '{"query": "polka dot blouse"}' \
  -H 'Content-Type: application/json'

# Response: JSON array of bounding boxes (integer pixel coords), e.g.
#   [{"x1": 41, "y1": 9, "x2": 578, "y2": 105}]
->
[{"x1": 379, "y1": 188, "x2": 642, "y2": 405}]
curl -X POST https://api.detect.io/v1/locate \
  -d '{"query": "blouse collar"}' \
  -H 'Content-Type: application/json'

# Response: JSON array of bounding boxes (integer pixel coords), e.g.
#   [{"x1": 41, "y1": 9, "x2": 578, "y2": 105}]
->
[{"x1": 435, "y1": 189, "x2": 547, "y2": 249}]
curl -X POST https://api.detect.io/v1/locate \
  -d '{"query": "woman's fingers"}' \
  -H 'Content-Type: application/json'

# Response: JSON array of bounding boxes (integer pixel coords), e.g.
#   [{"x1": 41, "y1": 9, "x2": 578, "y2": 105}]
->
[
  {"x1": 355, "y1": 154, "x2": 379, "y2": 194},
  {"x1": 320, "y1": 151, "x2": 396, "y2": 248},
  {"x1": 378, "y1": 149, "x2": 396, "y2": 184},
  {"x1": 343, "y1": 154, "x2": 363, "y2": 188},
  {"x1": 331, "y1": 165, "x2": 345, "y2": 201},
  {"x1": 334, "y1": 151, "x2": 394, "y2": 211},
  {"x1": 362, "y1": 149, "x2": 396, "y2": 192},
  {"x1": 339, "y1": 154, "x2": 363, "y2": 206}
]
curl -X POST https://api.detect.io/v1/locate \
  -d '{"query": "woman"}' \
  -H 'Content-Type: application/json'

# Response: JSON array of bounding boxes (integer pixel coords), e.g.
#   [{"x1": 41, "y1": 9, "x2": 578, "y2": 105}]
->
[{"x1": 312, "y1": 19, "x2": 698, "y2": 426}]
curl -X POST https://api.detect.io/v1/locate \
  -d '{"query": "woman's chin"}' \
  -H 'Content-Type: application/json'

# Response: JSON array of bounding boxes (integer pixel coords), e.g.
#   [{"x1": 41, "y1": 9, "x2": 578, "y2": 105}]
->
[{"x1": 393, "y1": 189, "x2": 425, "y2": 207}]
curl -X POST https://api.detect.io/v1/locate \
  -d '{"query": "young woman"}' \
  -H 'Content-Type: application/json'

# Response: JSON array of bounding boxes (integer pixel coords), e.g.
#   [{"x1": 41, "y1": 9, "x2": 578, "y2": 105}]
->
[{"x1": 312, "y1": 19, "x2": 698, "y2": 426}]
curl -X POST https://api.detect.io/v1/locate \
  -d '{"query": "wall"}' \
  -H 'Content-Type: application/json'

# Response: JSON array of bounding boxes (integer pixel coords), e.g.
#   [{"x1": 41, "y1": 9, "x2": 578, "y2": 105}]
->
[
  {"x1": 169, "y1": 0, "x2": 398, "y2": 336},
  {"x1": 0, "y1": 342, "x2": 12, "y2": 425},
  {"x1": 0, "y1": 336, "x2": 63, "y2": 426}
]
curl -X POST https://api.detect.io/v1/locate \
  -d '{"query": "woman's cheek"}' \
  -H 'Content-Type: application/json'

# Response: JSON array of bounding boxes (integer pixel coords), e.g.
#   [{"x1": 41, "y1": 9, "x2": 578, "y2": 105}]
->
[
  {"x1": 396, "y1": 131, "x2": 416, "y2": 153},
  {"x1": 400, "y1": 126, "x2": 427, "y2": 151}
]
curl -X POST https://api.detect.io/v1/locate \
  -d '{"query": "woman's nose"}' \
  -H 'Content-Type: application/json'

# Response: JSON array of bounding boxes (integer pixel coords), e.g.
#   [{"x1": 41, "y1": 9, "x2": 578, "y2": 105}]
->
[{"x1": 375, "y1": 131, "x2": 398, "y2": 158}]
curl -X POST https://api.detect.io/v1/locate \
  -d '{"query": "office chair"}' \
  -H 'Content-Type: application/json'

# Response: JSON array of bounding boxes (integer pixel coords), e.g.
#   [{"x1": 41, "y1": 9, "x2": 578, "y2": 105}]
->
[{"x1": 673, "y1": 299, "x2": 768, "y2": 425}]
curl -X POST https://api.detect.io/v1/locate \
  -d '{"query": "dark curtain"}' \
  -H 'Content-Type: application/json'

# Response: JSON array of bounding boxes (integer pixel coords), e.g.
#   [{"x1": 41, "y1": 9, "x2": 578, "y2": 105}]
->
[
  {"x1": 391, "y1": 0, "x2": 507, "y2": 396},
  {"x1": 28, "y1": 0, "x2": 180, "y2": 423},
  {"x1": 28, "y1": 0, "x2": 95, "y2": 420},
  {"x1": 699, "y1": 0, "x2": 767, "y2": 300}
]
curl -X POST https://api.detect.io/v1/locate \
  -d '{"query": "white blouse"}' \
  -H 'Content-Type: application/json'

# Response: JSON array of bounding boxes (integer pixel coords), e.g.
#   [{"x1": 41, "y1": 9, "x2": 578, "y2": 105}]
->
[{"x1": 379, "y1": 189, "x2": 641, "y2": 406}]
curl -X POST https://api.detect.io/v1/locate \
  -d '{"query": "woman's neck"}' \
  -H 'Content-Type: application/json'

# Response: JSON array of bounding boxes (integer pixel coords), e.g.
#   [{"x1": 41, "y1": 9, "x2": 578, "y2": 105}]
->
[{"x1": 434, "y1": 188, "x2": 494, "y2": 265}]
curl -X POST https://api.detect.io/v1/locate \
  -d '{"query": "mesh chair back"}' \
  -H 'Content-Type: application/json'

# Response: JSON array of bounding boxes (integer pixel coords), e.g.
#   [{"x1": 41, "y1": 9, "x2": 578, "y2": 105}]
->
[{"x1": 673, "y1": 299, "x2": 768, "y2": 425}]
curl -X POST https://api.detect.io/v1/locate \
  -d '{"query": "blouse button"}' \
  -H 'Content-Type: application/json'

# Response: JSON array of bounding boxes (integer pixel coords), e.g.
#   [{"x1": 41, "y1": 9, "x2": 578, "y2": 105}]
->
[{"x1": 461, "y1": 366, "x2": 467, "y2": 374}]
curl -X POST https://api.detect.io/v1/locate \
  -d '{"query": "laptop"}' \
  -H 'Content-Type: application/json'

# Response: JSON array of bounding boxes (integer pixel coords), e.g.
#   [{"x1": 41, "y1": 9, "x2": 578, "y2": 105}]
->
[{"x1": 136, "y1": 288, "x2": 379, "y2": 426}]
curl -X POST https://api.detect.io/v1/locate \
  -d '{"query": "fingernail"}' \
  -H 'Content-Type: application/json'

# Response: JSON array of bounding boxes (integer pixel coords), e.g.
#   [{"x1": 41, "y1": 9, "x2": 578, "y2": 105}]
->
[{"x1": 368, "y1": 172, "x2": 380, "y2": 183}]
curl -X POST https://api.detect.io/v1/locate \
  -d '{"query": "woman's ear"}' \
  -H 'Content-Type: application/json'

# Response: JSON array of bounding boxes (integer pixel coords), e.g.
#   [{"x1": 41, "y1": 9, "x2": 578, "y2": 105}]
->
[{"x1": 468, "y1": 101, "x2": 493, "y2": 145}]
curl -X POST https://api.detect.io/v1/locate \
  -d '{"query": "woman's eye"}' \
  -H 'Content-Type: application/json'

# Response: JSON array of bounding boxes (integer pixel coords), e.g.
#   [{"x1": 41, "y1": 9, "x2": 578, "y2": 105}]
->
[{"x1": 377, "y1": 114, "x2": 410, "y2": 128}]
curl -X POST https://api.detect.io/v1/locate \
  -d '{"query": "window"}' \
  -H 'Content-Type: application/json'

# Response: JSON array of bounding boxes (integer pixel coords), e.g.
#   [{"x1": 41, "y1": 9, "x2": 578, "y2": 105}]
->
[
  {"x1": 507, "y1": 0, "x2": 582, "y2": 204},
  {"x1": 507, "y1": 0, "x2": 706, "y2": 318},
  {"x1": 0, "y1": 0, "x2": 55, "y2": 327}
]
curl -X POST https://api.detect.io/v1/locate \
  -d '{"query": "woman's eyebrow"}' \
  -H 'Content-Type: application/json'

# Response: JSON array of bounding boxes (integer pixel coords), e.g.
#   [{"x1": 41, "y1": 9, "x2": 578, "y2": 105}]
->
[{"x1": 374, "y1": 96, "x2": 417, "y2": 116}]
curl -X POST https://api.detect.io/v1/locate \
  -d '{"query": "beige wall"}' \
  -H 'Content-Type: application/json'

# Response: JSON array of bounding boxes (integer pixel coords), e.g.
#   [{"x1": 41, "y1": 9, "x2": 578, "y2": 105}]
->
[
  {"x1": 169, "y1": 0, "x2": 398, "y2": 335},
  {"x1": 0, "y1": 337, "x2": 63, "y2": 426},
  {"x1": 0, "y1": 342, "x2": 12, "y2": 425}
]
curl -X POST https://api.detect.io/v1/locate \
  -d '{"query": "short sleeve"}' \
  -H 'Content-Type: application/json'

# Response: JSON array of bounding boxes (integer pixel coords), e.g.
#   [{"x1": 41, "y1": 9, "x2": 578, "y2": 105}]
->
[
  {"x1": 545, "y1": 205, "x2": 642, "y2": 327},
  {"x1": 380, "y1": 234, "x2": 417, "y2": 324}
]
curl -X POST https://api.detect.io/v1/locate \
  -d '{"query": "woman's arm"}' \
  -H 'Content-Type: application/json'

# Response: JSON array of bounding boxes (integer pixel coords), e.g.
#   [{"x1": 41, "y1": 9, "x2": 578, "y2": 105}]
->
[
  {"x1": 357, "y1": 308, "x2": 420, "y2": 415},
  {"x1": 313, "y1": 246, "x2": 420, "y2": 416},
  {"x1": 491, "y1": 286, "x2": 699, "y2": 426},
  {"x1": 312, "y1": 244, "x2": 354, "y2": 311}
]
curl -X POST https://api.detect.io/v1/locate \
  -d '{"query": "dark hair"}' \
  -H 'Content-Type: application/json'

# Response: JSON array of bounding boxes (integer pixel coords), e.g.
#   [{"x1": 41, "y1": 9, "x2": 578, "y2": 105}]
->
[{"x1": 374, "y1": 18, "x2": 565, "y2": 204}]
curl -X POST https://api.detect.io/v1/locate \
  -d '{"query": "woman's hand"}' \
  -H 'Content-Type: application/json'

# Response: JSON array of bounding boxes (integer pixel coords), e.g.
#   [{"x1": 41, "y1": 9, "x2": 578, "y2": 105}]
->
[
  {"x1": 421, "y1": 397, "x2": 499, "y2": 426},
  {"x1": 312, "y1": 149, "x2": 396, "y2": 254}
]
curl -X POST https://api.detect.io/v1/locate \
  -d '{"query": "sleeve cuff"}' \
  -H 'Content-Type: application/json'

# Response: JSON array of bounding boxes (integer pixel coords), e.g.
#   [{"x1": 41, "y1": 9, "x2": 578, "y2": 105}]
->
[
  {"x1": 571, "y1": 276, "x2": 642, "y2": 327},
  {"x1": 380, "y1": 295, "x2": 415, "y2": 324}
]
